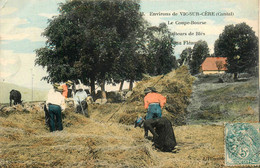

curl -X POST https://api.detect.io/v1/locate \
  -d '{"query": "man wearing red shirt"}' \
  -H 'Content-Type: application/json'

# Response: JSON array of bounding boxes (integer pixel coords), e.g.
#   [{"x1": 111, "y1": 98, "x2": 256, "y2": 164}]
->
[
  {"x1": 62, "y1": 80, "x2": 73, "y2": 98},
  {"x1": 144, "y1": 87, "x2": 166, "y2": 120}
]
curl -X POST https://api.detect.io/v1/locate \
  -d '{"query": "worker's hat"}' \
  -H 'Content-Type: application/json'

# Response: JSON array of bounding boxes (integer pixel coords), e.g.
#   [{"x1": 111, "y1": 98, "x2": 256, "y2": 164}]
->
[
  {"x1": 66, "y1": 80, "x2": 73, "y2": 85},
  {"x1": 144, "y1": 88, "x2": 151, "y2": 94},
  {"x1": 148, "y1": 87, "x2": 157, "y2": 92},
  {"x1": 53, "y1": 83, "x2": 60, "y2": 88},
  {"x1": 55, "y1": 86, "x2": 63, "y2": 92}
]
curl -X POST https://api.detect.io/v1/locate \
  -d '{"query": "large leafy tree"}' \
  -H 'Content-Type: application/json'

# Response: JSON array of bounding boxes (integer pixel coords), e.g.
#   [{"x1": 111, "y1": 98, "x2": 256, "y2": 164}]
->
[
  {"x1": 112, "y1": 19, "x2": 148, "y2": 91},
  {"x1": 190, "y1": 40, "x2": 209, "y2": 75},
  {"x1": 35, "y1": 0, "x2": 144, "y2": 97},
  {"x1": 145, "y1": 23, "x2": 177, "y2": 76},
  {"x1": 214, "y1": 22, "x2": 258, "y2": 79}
]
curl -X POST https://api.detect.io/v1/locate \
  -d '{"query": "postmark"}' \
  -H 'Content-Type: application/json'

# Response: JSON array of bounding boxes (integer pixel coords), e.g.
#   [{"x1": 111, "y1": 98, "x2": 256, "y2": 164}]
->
[{"x1": 225, "y1": 123, "x2": 260, "y2": 166}]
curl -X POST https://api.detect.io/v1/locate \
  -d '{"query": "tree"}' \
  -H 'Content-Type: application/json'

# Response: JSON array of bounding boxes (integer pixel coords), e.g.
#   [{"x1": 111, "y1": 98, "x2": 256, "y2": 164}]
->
[
  {"x1": 190, "y1": 40, "x2": 209, "y2": 75},
  {"x1": 112, "y1": 19, "x2": 148, "y2": 91},
  {"x1": 214, "y1": 22, "x2": 259, "y2": 79},
  {"x1": 35, "y1": 0, "x2": 144, "y2": 97},
  {"x1": 145, "y1": 23, "x2": 177, "y2": 76}
]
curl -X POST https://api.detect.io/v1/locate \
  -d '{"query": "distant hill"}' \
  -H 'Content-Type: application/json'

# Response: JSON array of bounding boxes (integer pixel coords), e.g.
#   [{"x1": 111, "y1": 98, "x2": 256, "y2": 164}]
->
[{"x1": 0, "y1": 82, "x2": 48, "y2": 104}]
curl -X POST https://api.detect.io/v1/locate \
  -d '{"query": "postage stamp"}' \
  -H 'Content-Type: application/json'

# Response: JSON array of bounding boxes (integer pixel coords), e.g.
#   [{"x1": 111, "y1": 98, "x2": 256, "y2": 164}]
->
[{"x1": 225, "y1": 123, "x2": 260, "y2": 166}]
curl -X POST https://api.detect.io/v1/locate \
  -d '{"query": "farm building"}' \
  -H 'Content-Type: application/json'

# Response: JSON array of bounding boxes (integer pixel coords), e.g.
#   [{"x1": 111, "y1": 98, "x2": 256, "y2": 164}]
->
[{"x1": 200, "y1": 57, "x2": 227, "y2": 74}]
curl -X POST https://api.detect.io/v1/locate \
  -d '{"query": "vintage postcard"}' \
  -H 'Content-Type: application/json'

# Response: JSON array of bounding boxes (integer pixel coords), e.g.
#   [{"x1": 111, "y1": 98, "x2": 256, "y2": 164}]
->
[{"x1": 0, "y1": 0, "x2": 259, "y2": 167}]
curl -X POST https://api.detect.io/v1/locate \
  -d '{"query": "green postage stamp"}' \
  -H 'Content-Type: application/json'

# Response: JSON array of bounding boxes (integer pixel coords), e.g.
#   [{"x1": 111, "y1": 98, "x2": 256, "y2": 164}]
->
[{"x1": 225, "y1": 123, "x2": 260, "y2": 166}]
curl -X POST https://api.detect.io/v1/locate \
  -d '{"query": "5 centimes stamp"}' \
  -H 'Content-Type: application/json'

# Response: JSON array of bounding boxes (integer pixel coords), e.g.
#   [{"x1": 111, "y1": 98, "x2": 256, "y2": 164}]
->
[{"x1": 225, "y1": 123, "x2": 260, "y2": 166}]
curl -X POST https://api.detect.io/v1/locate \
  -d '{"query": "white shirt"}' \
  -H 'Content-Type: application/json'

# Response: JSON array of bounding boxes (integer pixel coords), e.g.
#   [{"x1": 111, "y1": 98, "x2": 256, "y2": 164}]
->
[
  {"x1": 46, "y1": 88, "x2": 66, "y2": 110},
  {"x1": 73, "y1": 90, "x2": 88, "y2": 106}
]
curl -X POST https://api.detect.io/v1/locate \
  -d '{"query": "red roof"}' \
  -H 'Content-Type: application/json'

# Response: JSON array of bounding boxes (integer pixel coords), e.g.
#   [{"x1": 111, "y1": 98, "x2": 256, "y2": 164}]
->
[{"x1": 201, "y1": 57, "x2": 227, "y2": 71}]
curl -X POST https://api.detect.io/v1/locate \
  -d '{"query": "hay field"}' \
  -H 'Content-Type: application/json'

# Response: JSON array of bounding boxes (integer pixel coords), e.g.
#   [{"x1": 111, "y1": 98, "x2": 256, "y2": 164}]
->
[
  {"x1": 1, "y1": 67, "x2": 257, "y2": 167},
  {"x1": 0, "y1": 103, "x2": 226, "y2": 168}
]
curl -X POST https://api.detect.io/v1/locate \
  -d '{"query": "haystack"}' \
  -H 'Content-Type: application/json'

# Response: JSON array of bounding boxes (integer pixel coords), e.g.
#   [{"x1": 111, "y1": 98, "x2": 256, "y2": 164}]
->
[{"x1": 90, "y1": 66, "x2": 195, "y2": 126}]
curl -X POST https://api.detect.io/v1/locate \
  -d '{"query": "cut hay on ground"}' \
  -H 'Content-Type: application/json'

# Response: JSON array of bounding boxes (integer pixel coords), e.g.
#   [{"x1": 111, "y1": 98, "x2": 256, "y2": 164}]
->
[
  {"x1": 0, "y1": 104, "x2": 227, "y2": 167},
  {"x1": 0, "y1": 67, "x2": 245, "y2": 167}
]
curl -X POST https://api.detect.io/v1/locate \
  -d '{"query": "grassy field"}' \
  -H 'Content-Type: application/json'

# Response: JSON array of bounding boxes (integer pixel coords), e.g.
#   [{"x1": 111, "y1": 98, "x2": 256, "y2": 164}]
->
[{"x1": 187, "y1": 75, "x2": 259, "y2": 124}]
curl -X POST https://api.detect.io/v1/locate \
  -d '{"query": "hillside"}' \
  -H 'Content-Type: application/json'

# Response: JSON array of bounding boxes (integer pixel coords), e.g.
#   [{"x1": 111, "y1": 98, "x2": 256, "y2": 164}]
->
[
  {"x1": 0, "y1": 82, "x2": 49, "y2": 104},
  {"x1": 0, "y1": 68, "x2": 258, "y2": 168},
  {"x1": 187, "y1": 74, "x2": 259, "y2": 124}
]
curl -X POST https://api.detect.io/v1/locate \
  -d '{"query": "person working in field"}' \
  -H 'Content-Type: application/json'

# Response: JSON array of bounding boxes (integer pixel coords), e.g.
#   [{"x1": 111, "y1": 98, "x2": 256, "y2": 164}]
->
[
  {"x1": 44, "y1": 83, "x2": 59, "y2": 128},
  {"x1": 73, "y1": 85, "x2": 89, "y2": 117},
  {"x1": 46, "y1": 85, "x2": 66, "y2": 132},
  {"x1": 62, "y1": 80, "x2": 74, "y2": 98},
  {"x1": 144, "y1": 87, "x2": 166, "y2": 120},
  {"x1": 143, "y1": 117, "x2": 177, "y2": 152}
]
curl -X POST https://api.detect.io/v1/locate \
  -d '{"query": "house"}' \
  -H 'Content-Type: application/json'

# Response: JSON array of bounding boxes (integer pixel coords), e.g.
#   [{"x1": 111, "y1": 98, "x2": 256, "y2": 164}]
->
[{"x1": 200, "y1": 57, "x2": 227, "y2": 74}]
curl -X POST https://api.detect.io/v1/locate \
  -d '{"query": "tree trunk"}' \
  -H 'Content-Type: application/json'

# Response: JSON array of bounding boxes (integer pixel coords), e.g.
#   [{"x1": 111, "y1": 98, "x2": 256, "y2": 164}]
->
[
  {"x1": 100, "y1": 79, "x2": 106, "y2": 99},
  {"x1": 90, "y1": 76, "x2": 96, "y2": 98},
  {"x1": 129, "y1": 79, "x2": 133, "y2": 91},
  {"x1": 233, "y1": 72, "x2": 238, "y2": 81},
  {"x1": 119, "y1": 80, "x2": 124, "y2": 92}
]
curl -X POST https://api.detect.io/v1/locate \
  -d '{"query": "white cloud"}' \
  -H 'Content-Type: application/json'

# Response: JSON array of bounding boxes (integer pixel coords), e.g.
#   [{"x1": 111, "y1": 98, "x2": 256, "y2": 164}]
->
[
  {"x1": 1, "y1": 27, "x2": 45, "y2": 41},
  {"x1": 0, "y1": 7, "x2": 18, "y2": 16},
  {"x1": 39, "y1": 13, "x2": 58, "y2": 19},
  {"x1": 0, "y1": 17, "x2": 28, "y2": 27},
  {"x1": 0, "y1": 17, "x2": 45, "y2": 41}
]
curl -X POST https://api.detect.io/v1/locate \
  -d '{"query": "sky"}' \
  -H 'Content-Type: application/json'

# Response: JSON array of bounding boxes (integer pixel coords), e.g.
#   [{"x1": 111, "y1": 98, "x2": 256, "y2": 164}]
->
[{"x1": 0, "y1": 0, "x2": 259, "y2": 91}]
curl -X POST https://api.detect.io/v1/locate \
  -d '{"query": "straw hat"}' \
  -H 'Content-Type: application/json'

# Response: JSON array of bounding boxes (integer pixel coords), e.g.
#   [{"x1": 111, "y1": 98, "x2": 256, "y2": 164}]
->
[
  {"x1": 144, "y1": 88, "x2": 151, "y2": 94},
  {"x1": 53, "y1": 83, "x2": 60, "y2": 88},
  {"x1": 66, "y1": 80, "x2": 73, "y2": 85},
  {"x1": 55, "y1": 86, "x2": 63, "y2": 92}
]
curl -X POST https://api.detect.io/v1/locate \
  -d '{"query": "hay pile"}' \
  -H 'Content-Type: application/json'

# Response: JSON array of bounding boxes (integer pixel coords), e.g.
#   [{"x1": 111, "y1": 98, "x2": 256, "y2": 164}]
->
[{"x1": 104, "y1": 66, "x2": 195, "y2": 126}]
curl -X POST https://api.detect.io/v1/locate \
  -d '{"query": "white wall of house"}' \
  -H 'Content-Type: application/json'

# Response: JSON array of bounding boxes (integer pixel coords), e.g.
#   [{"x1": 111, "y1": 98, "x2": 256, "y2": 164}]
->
[{"x1": 202, "y1": 70, "x2": 226, "y2": 74}]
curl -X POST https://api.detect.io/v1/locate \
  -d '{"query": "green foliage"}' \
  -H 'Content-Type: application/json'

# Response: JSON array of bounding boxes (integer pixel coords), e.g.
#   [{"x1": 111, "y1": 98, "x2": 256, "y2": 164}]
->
[
  {"x1": 214, "y1": 22, "x2": 259, "y2": 76},
  {"x1": 145, "y1": 23, "x2": 177, "y2": 76},
  {"x1": 35, "y1": 0, "x2": 144, "y2": 89},
  {"x1": 190, "y1": 40, "x2": 210, "y2": 75}
]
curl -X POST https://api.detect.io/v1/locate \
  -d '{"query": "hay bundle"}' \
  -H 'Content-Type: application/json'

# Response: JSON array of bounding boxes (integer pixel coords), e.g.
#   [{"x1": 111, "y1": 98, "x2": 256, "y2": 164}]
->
[{"x1": 127, "y1": 66, "x2": 195, "y2": 125}]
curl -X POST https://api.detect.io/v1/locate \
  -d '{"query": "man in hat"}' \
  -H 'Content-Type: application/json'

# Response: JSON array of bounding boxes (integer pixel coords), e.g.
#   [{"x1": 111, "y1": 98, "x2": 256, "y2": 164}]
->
[
  {"x1": 62, "y1": 80, "x2": 74, "y2": 98},
  {"x1": 44, "y1": 83, "x2": 60, "y2": 128},
  {"x1": 46, "y1": 85, "x2": 66, "y2": 132},
  {"x1": 73, "y1": 84, "x2": 89, "y2": 117},
  {"x1": 144, "y1": 87, "x2": 166, "y2": 120}
]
